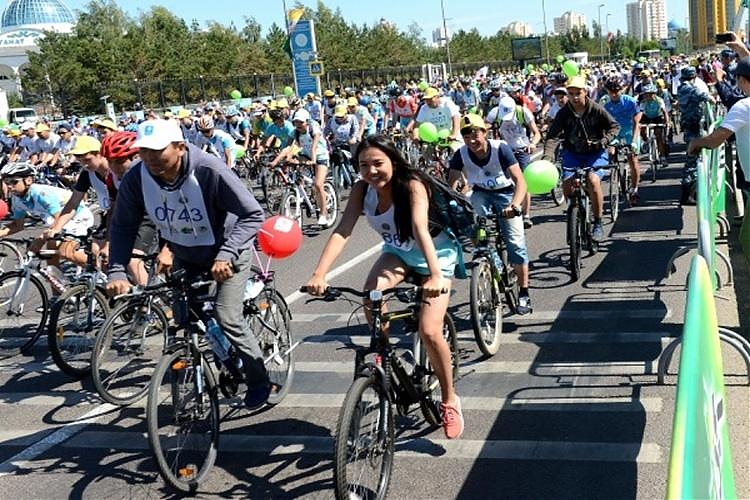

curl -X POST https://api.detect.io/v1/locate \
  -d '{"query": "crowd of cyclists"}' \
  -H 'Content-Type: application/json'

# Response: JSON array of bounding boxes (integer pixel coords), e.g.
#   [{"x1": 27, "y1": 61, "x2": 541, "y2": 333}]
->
[{"x1": 0, "y1": 36, "x2": 746, "y2": 493}]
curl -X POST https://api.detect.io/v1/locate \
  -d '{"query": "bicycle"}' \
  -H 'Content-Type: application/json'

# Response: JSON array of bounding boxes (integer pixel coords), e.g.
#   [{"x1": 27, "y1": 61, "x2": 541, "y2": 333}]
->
[
  {"x1": 46, "y1": 230, "x2": 111, "y2": 377},
  {"x1": 467, "y1": 213, "x2": 520, "y2": 357},
  {"x1": 0, "y1": 235, "x2": 81, "y2": 358},
  {"x1": 329, "y1": 143, "x2": 358, "y2": 199},
  {"x1": 146, "y1": 270, "x2": 295, "y2": 493},
  {"x1": 643, "y1": 123, "x2": 666, "y2": 182},
  {"x1": 566, "y1": 168, "x2": 598, "y2": 282},
  {"x1": 278, "y1": 159, "x2": 339, "y2": 228},
  {"x1": 301, "y1": 284, "x2": 458, "y2": 500},
  {"x1": 606, "y1": 143, "x2": 633, "y2": 221}
]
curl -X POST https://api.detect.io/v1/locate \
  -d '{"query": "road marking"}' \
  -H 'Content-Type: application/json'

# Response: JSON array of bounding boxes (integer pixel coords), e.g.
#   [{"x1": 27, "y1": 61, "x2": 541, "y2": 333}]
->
[
  {"x1": 284, "y1": 242, "x2": 383, "y2": 305},
  {"x1": 59, "y1": 431, "x2": 663, "y2": 463},
  {"x1": 0, "y1": 402, "x2": 116, "y2": 476}
]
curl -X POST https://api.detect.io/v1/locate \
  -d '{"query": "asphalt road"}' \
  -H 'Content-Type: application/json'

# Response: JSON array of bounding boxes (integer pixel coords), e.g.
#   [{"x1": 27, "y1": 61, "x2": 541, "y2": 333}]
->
[{"x1": 0, "y1": 154, "x2": 747, "y2": 500}]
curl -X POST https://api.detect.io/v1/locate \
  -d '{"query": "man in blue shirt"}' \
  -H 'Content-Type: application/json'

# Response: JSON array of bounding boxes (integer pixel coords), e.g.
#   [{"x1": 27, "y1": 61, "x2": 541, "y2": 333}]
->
[{"x1": 603, "y1": 77, "x2": 643, "y2": 205}]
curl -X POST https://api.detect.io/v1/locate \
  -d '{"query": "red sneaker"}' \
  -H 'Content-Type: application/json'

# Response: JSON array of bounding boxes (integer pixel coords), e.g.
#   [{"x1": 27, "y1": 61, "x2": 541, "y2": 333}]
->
[{"x1": 440, "y1": 396, "x2": 464, "y2": 439}]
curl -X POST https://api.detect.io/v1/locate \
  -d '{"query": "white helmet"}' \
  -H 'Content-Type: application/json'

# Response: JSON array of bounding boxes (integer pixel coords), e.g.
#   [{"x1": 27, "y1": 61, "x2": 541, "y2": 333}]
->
[
  {"x1": 291, "y1": 108, "x2": 310, "y2": 123},
  {"x1": 0, "y1": 161, "x2": 35, "y2": 178}
]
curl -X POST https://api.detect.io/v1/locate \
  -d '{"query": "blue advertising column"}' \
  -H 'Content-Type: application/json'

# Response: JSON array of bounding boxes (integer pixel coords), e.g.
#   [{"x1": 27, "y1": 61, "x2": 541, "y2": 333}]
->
[{"x1": 290, "y1": 20, "x2": 321, "y2": 98}]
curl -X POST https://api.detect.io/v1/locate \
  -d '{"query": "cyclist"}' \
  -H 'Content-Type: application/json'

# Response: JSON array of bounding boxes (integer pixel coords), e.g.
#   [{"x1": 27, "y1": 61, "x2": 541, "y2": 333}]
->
[
  {"x1": 639, "y1": 83, "x2": 670, "y2": 167},
  {"x1": 255, "y1": 109, "x2": 294, "y2": 159},
  {"x1": 30, "y1": 123, "x2": 61, "y2": 169},
  {"x1": 324, "y1": 104, "x2": 359, "y2": 148},
  {"x1": 105, "y1": 118, "x2": 271, "y2": 410},
  {"x1": 304, "y1": 92, "x2": 323, "y2": 124},
  {"x1": 0, "y1": 161, "x2": 94, "y2": 269},
  {"x1": 269, "y1": 108, "x2": 331, "y2": 227},
  {"x1": 347, "y1": 97, "x2": 376, "y2": 141},
  {"x1": 543, "y1": 76, "x2": 620, "y2": 242},
  {"x1": 305, "y1": 134, "x2": 464, "y2": 439},
  {"x1": 485, "y1": 96, "x2": 541, "y2": 229},
  {"x1": 389, "y1": 93, "x2": 418, "y2": 130},
  {"x1": 408, "y1": 87, "x2": 461, "y2": 147},
  {"x1": 194, "y1": 115, "x2": 236, "y2": 168},
  {"x1": 447, "y1": 114, "x2": 532, "y2": 315},
  {"x1": 602, "y1": 77, "x2": 643, "y2": 205},
  {"x1": 224, "y1": 106, "x2": 252, "y2": 151}
]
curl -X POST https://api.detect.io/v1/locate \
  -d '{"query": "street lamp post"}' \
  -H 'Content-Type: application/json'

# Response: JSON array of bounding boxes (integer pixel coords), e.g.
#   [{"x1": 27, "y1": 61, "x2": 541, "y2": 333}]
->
[
  {"x1": 541, "y1": 0, "x2": 550, "y2": 63},
  {"x1": 440, "y1": 0, "x2": 452, "y2": 76},
  {"x1": 605, "y1": 13, "x2": 612, "y2": 58},
  {"x1": 597, "y1": 3, "x2": 604, "y2": 56}
]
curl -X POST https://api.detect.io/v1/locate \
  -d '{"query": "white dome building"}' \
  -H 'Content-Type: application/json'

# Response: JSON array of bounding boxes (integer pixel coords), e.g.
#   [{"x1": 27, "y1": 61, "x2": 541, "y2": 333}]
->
[{"x1": 0, "y1": 0, "x2": 74, "y2": 95}]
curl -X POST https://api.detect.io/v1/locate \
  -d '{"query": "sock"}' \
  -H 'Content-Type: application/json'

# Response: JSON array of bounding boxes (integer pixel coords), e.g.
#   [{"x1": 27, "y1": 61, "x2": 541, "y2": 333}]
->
[
  {"x1": 520, "y1": 287, "x2": 529, "y2": 297},
  {"x1": 594, "y1": 217, "x2": 602, "y2": 225}
]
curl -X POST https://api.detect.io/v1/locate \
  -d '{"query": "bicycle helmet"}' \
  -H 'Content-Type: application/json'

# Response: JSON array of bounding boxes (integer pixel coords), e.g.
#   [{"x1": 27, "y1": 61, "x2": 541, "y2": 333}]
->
[
  {"x1": 641, "y1": 83, "x2": 658, "y2": 94},
  {"x1": 197, "y1": 115, "x2": 215, "y2": 131},
  {"x1": 100, "y1": 131, "x2": 139, "y2": 160},
  {"x1": 268, "y1": 109, "x2": 284, "y2": 121},
  {"x1": 0, "y1": 161, "x2": 35, "y2": 178},
  {"x1": 548, "y1": 72, "x2": 568, "y2": 84},
  {"x1": 680, "y1": 66, "x2": 697, "y2": 80},
  {"x1": 604, "y1": 76, "x2": 623, "y2": 91},
  {"x1": 358, "y1": 96, "x2": 371, "y2": 106}
]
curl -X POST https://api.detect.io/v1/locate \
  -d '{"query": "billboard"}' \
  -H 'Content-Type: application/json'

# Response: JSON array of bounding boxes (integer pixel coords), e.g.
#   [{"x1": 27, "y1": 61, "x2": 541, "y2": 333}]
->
[{"x1": 511, "y1": 37, "x2": 542, "y2": 61}]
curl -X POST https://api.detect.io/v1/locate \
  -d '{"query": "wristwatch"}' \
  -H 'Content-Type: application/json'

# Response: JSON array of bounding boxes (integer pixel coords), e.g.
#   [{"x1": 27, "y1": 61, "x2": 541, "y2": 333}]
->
[{"x1": 510, "y1": 204, "x2": 523, "y2": 217}]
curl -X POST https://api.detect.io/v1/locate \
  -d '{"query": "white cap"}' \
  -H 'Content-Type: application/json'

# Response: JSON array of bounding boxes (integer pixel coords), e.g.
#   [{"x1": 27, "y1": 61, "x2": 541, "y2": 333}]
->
[
  {"x1": 133, "y1": 119, "x2": 184, "y2": 150},
  {"x1": 499, "y1": 96, "x2": 516, "y2": 121},
  {"x1": 20, "y1": 121, "x2": 35, "y2": 130},
  {"x1": 291, "y1": 108, "x2": 310, "y2": 123}
]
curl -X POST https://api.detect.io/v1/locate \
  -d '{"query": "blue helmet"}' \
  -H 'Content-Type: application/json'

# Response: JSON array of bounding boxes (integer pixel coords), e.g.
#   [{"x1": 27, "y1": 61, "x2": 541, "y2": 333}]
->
[{"x1": 680, "y1": 66, "x2": 697, "y2": 80}]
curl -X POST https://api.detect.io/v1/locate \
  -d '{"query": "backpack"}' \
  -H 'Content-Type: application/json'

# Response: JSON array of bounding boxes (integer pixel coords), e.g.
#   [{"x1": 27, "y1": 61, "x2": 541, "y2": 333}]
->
[{"x1": 426, "y1": 176, "x2": 476, "y2": 279}]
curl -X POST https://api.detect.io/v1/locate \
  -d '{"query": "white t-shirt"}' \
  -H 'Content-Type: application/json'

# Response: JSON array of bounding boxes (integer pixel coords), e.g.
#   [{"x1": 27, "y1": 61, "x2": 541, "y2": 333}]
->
[
  {"x1": 721, "y1": 97, "x2": 750, "y2": 179},
  {"x1": 33, "y1": 132, "x2": 61, "y2": 154},
  {"x1": 415, "y1": 97, "x2": 459, "y2": 131},
  {"x1": 485, "y1": 105, "x2": 534, "y2": 149}
]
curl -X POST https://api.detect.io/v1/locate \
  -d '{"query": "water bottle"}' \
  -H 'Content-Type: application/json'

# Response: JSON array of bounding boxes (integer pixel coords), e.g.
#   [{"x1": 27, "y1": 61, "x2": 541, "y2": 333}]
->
[
  {"x1": 244, "y1": 277, "x2": 265, "y2": 301},
  {"x1": 205, "y1": 318, "x2": 232, "y2": 362}
]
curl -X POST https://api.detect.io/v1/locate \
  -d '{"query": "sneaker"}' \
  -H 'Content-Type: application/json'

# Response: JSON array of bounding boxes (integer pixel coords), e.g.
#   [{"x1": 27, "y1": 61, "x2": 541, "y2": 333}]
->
[
  {"x1": 516, "y1": 295, "x2": 532, "y2": 315},
  {"x1": 440, "y1": 396, "x2": 464, "y2": 439},
  {"x1": 317, "y1": 214, "x2": 328, "y2": 227},
  {"x1": 244, "y1": 383, "x2": 271, "y2": 410},
  {"x1": 523, "y1": 215, "x2": 533, "y2": 229},
  {"x1": 591, "y1": 222, "x2": 604, "y2": 242},
  {"x1": 629, "y1": 191, "x2": 640, "y2": 206}
]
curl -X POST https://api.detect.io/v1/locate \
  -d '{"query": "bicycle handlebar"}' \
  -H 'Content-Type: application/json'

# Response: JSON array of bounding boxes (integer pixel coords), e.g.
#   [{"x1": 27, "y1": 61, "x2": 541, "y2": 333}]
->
[{"x1": 299, "y1": 284, "x2": 448, "y2": 301}]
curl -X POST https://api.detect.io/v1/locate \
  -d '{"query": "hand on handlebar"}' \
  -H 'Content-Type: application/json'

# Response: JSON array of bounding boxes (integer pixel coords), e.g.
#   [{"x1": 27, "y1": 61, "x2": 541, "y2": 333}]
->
[
  {"x1": 422, "y1": 276, "x2": 450, "y2": 299},
  {"x1": 305, "y1": 274, "x2": 328, "y2": 296},
  {"x1": 106, "y1": 279, "x2": 131, "y2": 298}
]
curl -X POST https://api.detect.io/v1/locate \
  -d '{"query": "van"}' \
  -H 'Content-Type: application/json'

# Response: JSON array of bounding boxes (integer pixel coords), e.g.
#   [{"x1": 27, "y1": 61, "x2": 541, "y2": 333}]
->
[{"x1": 8, "y1": 107, "x2": 38, "y2": 125}]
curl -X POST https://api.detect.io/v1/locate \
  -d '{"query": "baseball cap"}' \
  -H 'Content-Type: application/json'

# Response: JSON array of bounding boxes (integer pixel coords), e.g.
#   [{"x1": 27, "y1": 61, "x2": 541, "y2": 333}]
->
[
  {"x1": 423, "y1": 87, "x2": 440, "y2": 99},
  {"x1": 347, "y1": 97, "x2": 358, "y2": 107},
  {"x1": 323, "y1": 90, "x2": 335, "y2": 97},
  {"x1": 566, "y1": 76, "x2": 587, "y2": 89},
  {"x1": 96, "y1": 118, "x2": 117, "y2": 131},
  {"x1": 20, "y1": 122, "x2": 34, "y2": 131},
  {"x1": 133, "y1": 119, "x2": 184, "y2": 150},
  {"x1": 69, "y1": 135, "x2": 102, "y2": 155},
  {"x1": 291, "y1": 108, "x2": 311, "y2": 123},
  {"x1": 459, "y1": 113, "x2": 486, "y2": 132},
  {"x1": 498, "y1": 96, "x2": 516, "y2": 121},
  {"x1": 176, "y1": 109, "x2": 191, "y2": 119},
  {"x1": 333, "y1": 104, "x2": 347, "y2": 118},
  {"x1": 35, "y1": 123, "x2": 50, "y2": 132}
]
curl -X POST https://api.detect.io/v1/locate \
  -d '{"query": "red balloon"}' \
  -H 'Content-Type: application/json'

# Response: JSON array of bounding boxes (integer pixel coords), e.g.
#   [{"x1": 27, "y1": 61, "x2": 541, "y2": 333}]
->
[
  {"x1": 257, "y1": 215, "x2": 302, "y2": 259},
  {"x1": 0, "y1": 199, "x2": 8, "y2": 220}
]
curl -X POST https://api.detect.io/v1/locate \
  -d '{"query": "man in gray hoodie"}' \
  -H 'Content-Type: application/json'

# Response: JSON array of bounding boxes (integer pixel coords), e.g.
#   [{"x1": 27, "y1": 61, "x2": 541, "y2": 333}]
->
[{"x1": 106, "y1": 119, "x2": 271, "y2": 409}]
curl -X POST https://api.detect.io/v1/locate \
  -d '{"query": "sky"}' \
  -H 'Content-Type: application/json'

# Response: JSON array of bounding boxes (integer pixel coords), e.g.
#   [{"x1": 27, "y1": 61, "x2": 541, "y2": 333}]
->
[{"x1": 61, "y1": 0, "x2": 690, "y2": 39}]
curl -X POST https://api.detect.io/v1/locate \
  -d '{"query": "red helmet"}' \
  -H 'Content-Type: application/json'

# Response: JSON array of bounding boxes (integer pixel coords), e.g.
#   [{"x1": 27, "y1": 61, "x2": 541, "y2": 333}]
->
[{"x1": 100, "y1": 131, "x2": 139, "y2": 160}]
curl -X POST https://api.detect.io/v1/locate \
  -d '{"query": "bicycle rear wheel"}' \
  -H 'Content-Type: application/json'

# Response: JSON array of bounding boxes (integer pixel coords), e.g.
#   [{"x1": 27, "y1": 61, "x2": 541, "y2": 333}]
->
[
  {"x1": 279, "y1": 189, "x2": 302, "y2": 223},
  {"x1": 244, "y1": 287, "x2": 294, "y2": 405},
  {"x1": 469, "y1": 259, "x2": 501, "y2": 357},
  {"x1": 419, "y1": 314, "x2": 458, "y2": 426},
  {"x1": 92, "y1": 297, "x2": 170, "y2": 406},
  {"x1": 649, "y1": 135, "x2": 659, "y2": 183},
  {"x1": 550, "y1": 163, "x2": 565, "y2": 206},
  {"x1": 0, "y1": 270, "x2": 48, "y2": 358},
  {"x1": 567, "y1": 204, "x2": 582, "y2": 281},
  {"x1": 608, "y1": 166, "x2": 620, "y2": 222},
  {"x1": 47, "y1": 284, "x2": 109, "y2": 378},
  {"x1": 333, "y1": 374, "x2": 394, "y2": 500},
  {"x1": 147, "y1": 347, "x2": 219, "y2": 494},
  {"x1": 323, "y1": 181, "x2": 339, "y2": 227}
]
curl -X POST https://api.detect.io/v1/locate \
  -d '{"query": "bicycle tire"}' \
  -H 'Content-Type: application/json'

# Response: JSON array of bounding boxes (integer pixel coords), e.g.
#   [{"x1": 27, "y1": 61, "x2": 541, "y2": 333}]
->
[
  {"x1": 419, "y1": 313, "x2": 458, "y2": 426},
  {"x1": 567, "y1": 204, "x2": 582, "y2": 281},
  {"x1": 91, "y1": 297, "x2": 170, "y2": 406},
  {"x1": 147, "y1": 346, "x2": 219, "y2": 494},
  {"x1": 279, "y1": 189, "x2": 302, "y2": 223},
  {"x1": 323, "y1": 181, "x2": 339, "y2": 227},
  {"x1": 551, "y1": 163, "x2": 565, "y2": 206},
  {"x1": 244, "y1": 287, "x2": 294, "y2": 405},
  {"x1": 0, "y1": 270, "x2": 49, "y2": 358},
  {"x1": 608, "y1": 166, "x2": 620, "y2": 222},
  {"x1": 333, "y1": 374, "x2": 394, "y2": 500},
  {"x1": 0, "y1": 240, "x2": 23, "y2": 273},
  {"x1": 47, "y1": 284, "x2": 109, "y2": 378},
  {"x1": 469, "y1": 259, "x2": 501, "y2": 357},
  {"x1": 650, "y1": 135, "x2": 659, "y2": 183}
]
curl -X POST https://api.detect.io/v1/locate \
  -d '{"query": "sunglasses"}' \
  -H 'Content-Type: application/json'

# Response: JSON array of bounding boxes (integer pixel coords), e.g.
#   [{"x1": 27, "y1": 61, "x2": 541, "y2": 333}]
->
[
  {"x1": 3, "y1": 178, "x2": 23, "y2": 185},
  {"x1": 460, "y1": 127, "x2": 484, "y2": 137}
]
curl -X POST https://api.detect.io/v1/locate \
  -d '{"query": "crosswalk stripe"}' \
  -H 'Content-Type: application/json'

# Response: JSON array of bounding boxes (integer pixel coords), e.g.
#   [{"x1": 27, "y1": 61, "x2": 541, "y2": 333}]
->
[{"x1": 57, "y1": 431, "x2": 663, "y2": 463}]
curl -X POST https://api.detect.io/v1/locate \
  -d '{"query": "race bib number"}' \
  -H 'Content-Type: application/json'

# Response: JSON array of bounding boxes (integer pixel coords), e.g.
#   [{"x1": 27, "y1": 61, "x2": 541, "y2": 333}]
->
[{"x1": 381, "y1": 231, "x2": 413, "y2": 251}]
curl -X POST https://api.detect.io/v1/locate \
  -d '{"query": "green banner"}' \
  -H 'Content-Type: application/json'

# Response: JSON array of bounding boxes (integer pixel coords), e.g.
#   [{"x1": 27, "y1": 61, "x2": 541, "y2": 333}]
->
[{"x1": 666, "y1": 255, "x2": 736, "y2": 500}]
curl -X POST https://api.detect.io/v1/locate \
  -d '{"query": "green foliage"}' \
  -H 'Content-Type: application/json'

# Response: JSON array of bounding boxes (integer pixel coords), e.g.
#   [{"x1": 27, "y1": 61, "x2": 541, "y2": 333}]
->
[{"x1": 20, "y1": 0, "x2": 670, "y2": 113}]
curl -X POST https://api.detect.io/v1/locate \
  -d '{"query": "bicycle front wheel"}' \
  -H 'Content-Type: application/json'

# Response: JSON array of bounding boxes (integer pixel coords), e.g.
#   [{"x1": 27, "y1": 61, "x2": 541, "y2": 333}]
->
[
  {"x1": 245, "y1": 287, "x2": 294, "y2": 405},
  {"x1": 469, "y1": 259, "x2": 501, "y2": 357},
  {"x1": 567, "y1": 204, "x2": 582, "y2": 281},
  {"x1": 0, "y1": 270, "x2": 48, "y2": 358},
  {"x1": 323, "y1": 181, "x2": 339, "y2": 227},
  {"x1": 550, "y1": 163, "x2": 565, "y2": 206},
  {"x1": 419, "y1": 314, "x2": 459, "y2": 426},
  {"x1": 92, "y1": 297, "x2": 170, "y2": 406},
  {"x1": 279, "y1": 189, "x2": 302, "y2": 223},
  {"x1": 608, "y1": 166, "x2": 620, "y2": 223},
  {"x1": 147, "y1": 347, "x2": 219, "y2": 494},
  {"x1": 0, "y1": 240, "x2": 23, "y2": 273},
  {"x1": 47, "y1": 284, "x2": 110, "y2": 378},
  {"x1": 333, "y1": 374, "x2": 394, "y2": 500},
  {"x1": 650, "y1": 136, "x2": 659, "y2": 182}
]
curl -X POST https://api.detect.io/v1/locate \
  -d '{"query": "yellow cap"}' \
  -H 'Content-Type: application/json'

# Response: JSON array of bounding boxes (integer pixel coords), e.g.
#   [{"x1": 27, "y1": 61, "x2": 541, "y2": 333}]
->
[
  {"x1": 163, "y1": 110, "x2": 173, "y2": 118},
  {"x1": 177, "y1": 109, "x2": 191, "y2": 119},
  {"x1": 276, "y1": 97, "x2": 289, "y2": 108},
  {"x1": 460, "y1": 113, "x2": 486, "y2": 131},
  {"x1": 423, "y1": 87, "x2": 440, "y2": 99},
  {"x1": 333, "y1": 104, "x2": 347, "y2": 118},
  {"x1": 566, "y1": 76, "x2": 587, "y2": 89},
  {"x1": 69, "y1": 135, "x2": 102, "y2": 155},
  {"x1": 347, "y1": 97, "x2": 358, "y2": 107},
  {"x1": 35, "y1": 123, "x2": 50, "y2": 132},
  {"x1": 95, "y1": 118, "x2": 117, "y2": 130},
  {"x1": 323, "y1": 90, "x2": 335, "y2": 97}
]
